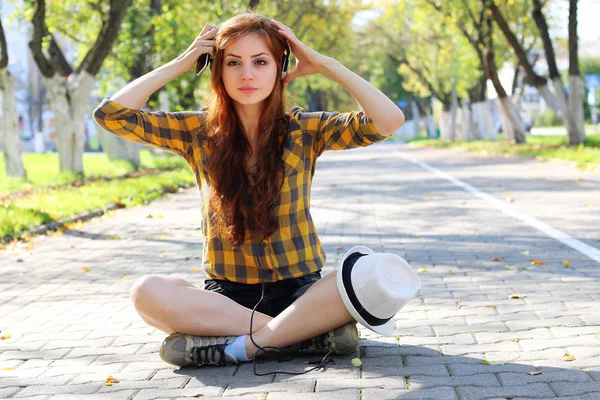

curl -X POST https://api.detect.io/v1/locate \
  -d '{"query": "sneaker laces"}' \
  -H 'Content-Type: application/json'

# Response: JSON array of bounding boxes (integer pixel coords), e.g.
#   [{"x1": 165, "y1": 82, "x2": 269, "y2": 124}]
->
[{"x1": 191, "y1": 343, "x2": 229, "y2": 366}]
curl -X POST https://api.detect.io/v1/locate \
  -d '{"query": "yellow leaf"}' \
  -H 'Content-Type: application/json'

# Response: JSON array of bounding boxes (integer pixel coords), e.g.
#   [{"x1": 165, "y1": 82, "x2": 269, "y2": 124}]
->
[
  {"x1": 351, "y1": 358, "x2": 363, "y2": 367},
  {"x1": 104, "y1": 382, "x2": 113, "y2": 386},
  {"x1": 418, "y1": 268, "x2": 428, "y2": 273},
  {"x1": 562, "y1": 352, "x2": 575, "y2": 361},
  {"x1": 531, "y1": 259, "x2": 546, "y2": 265},
  {"x1": 107, "y1": 236, "x2": 122, "y2": 240},
  {"x1": 192, "y1": 268, "x2": 200, "y2": 273},
  {"x1": 123, "y1": 276, "x2": 131, "y2": 280},
  {"x1": 448, "y1": 269, "x2": 454, "y2": 275},
  {"x1": 563, "y1": 260, "x2": 571, "y2": 267},
  {"x1": 161, "y1": 252, "x2": 168, "y2": 257},
  {"x1": 412, "y1": 303, "x2": 422, "y2": 306},
  {"x1": 1, "y1": 367, "x2": 15, "y2": 370},
  {"x1": 457, "y1": 300, "x2": 463, "y2": 308},
  {"x1": 1, "y1": 334, "x2": 12, "y2": 340},
  {"x1": 156, "y1": 214, "x2": 164, "y2": 219},
  {"x1": 81, "y1": 267, "x2": 90, "y2": 272},
  {"x1": 25, "y1": 242, "x2": 34, "y2": 250},
  {"x1": 159, "y1": 234, "x2": 166, "y2": 240},
  {"x1": 111, "y1": 196, "x2": 120, "y2": 204}
]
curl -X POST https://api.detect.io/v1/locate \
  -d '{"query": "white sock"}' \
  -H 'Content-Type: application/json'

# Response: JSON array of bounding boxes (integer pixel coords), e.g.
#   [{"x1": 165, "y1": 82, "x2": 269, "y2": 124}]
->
[{"x1": 224, "y1": 335, "x2": 251, "y2": 362}]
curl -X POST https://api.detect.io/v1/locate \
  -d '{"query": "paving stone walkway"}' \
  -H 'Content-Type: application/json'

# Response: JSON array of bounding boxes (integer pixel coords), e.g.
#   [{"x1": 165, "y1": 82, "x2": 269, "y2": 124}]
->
[{"x1": 1, "y1": 143, "x2": 599, "y2": 399}]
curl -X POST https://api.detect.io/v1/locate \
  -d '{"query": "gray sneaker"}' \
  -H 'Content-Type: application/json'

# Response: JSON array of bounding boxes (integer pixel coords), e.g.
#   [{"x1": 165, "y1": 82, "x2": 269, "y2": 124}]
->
[
  {"x1": 160, "y1": 333, "x2": 239, "y2": 367},
  {"x1": 289, "y1": 322, "x2": 359, "y2": 356}
]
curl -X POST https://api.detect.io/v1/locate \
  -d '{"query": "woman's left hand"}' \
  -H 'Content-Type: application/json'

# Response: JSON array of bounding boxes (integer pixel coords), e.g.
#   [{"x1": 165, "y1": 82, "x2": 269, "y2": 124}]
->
[{"x1": 271, "y1": 19, "x2": 330, "y2": 84}]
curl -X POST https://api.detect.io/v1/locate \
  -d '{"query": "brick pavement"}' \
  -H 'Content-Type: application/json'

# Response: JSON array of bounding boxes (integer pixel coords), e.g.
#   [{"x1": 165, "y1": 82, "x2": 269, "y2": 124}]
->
[{"x1": 1, "y1": 143, "x2": 599, "y2": 399}]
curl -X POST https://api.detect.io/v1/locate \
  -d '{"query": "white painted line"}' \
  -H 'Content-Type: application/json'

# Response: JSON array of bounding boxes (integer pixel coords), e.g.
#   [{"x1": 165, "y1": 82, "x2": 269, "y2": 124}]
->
[{"x1": 395, "y1": 151, "x2": 600, "y2": 265}]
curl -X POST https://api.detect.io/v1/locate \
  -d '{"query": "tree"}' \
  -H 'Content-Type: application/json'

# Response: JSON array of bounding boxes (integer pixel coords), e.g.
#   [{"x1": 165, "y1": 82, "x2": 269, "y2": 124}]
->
[
  {"x1": 0, "y1": 14, "x2": 27, "y2": 179},
  {"x1": 489, "y1": 0, "x2": 585, "y2": 145},
  {"x1": 27, "y1": 0, "x2": 131, "y2": 175}
]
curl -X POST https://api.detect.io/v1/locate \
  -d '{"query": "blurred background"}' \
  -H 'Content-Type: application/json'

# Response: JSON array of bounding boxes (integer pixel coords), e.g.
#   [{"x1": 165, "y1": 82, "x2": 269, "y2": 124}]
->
[{"x1": 1, "y1": 0, "x2": 599, "y2": 242}]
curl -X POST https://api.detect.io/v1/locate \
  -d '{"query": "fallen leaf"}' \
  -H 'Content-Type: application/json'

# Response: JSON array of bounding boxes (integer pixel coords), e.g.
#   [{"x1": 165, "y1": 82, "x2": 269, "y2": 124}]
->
[
  {"x1": 509, "y1": 294, "x2": 525, "y2": 299},
  {"x1": 104, "y1": 383, "x2": 113, "y2": 386},
  {"x1": 105, "y1": 375, "x2": 120, "y2": 383},
  {"x1": 531, "y1": 259, "x2": 546, "y2": 265},
  {"x1": 491, "y1": 257, "x2": 501, "y2": 262},
  {"x1": 159, "y1": 234, "x2": 167, "y2": 240},
  {"x1": 482, "y1": 359, "x2": 490, "y2": 365},
  {"x1": 156, "y1": 214, "x2": 164, "y2": 219},
  {"x1": 123, "y1": 276, "x2": 131, "y2": 280},
  {"x1": 81, "y1": 267, "x2": 90, "y2": 273},
  {"x1": 528, "y1": 370, "x2": 542, "y2": 376},
  {"x1": 161, "y1": 252, "x2": 168, "y2": 257},
  {"x1": 457, "y1": 300, "x2": 463, "y2": 308},
  {"x1": 448, "y1": 269, "x2": 454, "y2": 275},
  {"x1": 192, "y1": 268, "x2": 200, "y2": 273},
  {"x1": 412, "y1": 303, "x2": 422, "y2": 306},
  {"x1": 0, "y1": 334, "x2": 12, "y2": 340},
  {"x1": 107, "y1": 236, "x2": 122, "y2": 240},
  {"x1": 418, "y1": 268, "x2": 428, "y2": 273},
  {"x1": 69, "y1": 244, "x2": 76, "y2": 249},
  {"x1": 562, "y1": 352, "x2": 575, "y2": 361},
  {"x1": 1, "y1": 367, "x2": 15, "y2": 370},
  {"x1": 563, "y1": 260, "x2": 571, "y2": 267},
  {"x1": 351, "y1": 358, "x2": 363, "y2": 367}
]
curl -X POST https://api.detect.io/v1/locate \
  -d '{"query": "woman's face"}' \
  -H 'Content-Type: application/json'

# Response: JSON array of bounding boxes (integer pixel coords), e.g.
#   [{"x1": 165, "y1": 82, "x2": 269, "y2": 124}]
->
[{"x1": 221, "y1": 33, "x2": 278, "y2": 107}]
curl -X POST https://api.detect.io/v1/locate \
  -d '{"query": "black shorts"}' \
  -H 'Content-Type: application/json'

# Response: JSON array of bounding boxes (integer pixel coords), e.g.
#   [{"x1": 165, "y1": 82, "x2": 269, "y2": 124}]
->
[{"x1": 204, "y1": 272, "x2": 321, "y2": 317}]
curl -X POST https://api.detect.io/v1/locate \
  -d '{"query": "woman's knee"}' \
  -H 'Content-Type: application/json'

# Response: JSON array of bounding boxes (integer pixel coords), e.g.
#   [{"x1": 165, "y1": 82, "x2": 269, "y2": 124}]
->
[{"x1": 130, "y1": 274, "x2": 193, "y2": 304}]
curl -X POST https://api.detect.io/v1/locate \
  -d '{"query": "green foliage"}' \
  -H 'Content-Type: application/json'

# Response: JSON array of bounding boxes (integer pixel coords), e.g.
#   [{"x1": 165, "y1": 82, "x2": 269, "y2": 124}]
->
[
  {"x1": 411, "y1": 134, "x2": 600, "y2": 170},
  {"x1": 2, "y1": 168, "x2": 195, "y2": 240},
  {"x1": 0, "y1": 151, "x2": 187, "y2": 195},
  {"x1": 534, "y1": 109, "x2": 563, "y2": 127}
]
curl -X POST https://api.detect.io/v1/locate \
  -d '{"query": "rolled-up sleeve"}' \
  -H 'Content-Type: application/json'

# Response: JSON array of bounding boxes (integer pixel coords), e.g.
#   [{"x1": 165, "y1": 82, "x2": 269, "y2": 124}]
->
[
  {"x1": 290, "y1": 107, "x2": 389, "y2": 157},
  {"x1": 92, "y1": 97, "x2": 205, "y2": 158}
]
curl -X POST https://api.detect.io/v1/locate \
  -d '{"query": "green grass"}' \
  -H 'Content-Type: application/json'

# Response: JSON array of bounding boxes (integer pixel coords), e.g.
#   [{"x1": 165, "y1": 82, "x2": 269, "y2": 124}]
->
[
  {"x1": 2, "y1": 167, "x2": 196, "y2": 240},
  {"x1": 0, "y1": 150, "x2": 188, "y2": 195},
  {"x1": 406, "y1": 134, "x2": 600, "y2": 170}
]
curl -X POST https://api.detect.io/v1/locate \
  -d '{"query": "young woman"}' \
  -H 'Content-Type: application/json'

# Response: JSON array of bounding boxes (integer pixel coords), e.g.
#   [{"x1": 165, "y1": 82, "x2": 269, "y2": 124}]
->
[{"x1": 93, "y1": 12, "x2": 405, "y2": 368}]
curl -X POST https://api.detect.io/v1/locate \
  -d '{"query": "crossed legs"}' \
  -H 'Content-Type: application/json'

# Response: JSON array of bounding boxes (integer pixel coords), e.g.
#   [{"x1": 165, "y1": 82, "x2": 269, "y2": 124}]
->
[{"x1": 130, "y1": 272, "x2": 353, "y2": 358}]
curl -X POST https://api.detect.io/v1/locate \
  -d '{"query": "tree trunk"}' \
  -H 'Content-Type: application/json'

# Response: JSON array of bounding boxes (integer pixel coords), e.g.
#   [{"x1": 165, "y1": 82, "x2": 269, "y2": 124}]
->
[
  {"x1": 440, "y1": 102, "x2": 454, "y2": 140},
  {"x1": 476, "y1": 100, "x2": 497, "y2": 141},
  {"x1": 567, "y1": 0, "x2": 586, "y2": 145},
  {"x1": 460, "y1": 98, "x2": 473, "y2": 141},
  {"x1": 485, "y1": 13, "x2": 526, "y2": 144},
  {"x1": 0, "y1": 69, "x2": 27, "y2": 179},
  {"x1": 42, "y1": 71, "x2": 95, "y2": 175}
]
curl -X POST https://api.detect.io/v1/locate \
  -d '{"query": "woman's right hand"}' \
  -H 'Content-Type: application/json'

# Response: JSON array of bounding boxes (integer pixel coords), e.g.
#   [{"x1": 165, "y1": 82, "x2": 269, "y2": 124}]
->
[{"x1": 175, "y1": 24, "x2": 218, "y2": 73}]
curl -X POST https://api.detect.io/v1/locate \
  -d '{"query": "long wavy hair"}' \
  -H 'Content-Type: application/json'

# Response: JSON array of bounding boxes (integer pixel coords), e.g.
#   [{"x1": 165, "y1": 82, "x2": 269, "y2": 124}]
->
[{"x1": 203, "y1": 12, "x2": 290, "y2": 247}]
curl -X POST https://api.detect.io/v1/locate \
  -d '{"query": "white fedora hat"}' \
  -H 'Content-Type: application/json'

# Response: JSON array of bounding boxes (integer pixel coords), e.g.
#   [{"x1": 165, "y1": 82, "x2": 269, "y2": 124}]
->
[{"x1": 336, "y1": 245, "x2": 422, "y2": 336}]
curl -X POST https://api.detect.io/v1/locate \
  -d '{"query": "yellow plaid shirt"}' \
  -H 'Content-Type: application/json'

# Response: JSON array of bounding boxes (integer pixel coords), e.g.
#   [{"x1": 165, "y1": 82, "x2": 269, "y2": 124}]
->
[{"x1": 93, "y1": 98, "x2": 389, "y2": 283}]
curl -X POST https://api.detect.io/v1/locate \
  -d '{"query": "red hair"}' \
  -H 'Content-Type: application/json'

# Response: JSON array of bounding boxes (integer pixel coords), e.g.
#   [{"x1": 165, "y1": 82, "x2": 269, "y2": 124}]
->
[{"x1": 203, "y1": 12, "x2": 290, "y2": 247}]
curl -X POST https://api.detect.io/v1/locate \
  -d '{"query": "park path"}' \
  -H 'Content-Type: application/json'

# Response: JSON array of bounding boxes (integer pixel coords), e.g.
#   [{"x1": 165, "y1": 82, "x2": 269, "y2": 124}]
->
[{"x1": 1, "y1": 142, "x2": 599, "y2": 399}]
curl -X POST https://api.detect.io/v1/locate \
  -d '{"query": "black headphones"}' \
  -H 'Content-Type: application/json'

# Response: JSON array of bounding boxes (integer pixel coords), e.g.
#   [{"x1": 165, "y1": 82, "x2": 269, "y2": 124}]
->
[{"x1": 195, "y1": 26, "x2": 291, "y2": 81}]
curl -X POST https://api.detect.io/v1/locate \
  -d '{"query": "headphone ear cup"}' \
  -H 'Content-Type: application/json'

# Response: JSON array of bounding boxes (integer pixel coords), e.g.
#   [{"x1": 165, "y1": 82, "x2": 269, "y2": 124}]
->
[
  {"x1": 195, "y1": 53, "x2": 211, "y2": 76},
  {"x1": 280, "y1": 43, "x2": 290, "y2": 81}
]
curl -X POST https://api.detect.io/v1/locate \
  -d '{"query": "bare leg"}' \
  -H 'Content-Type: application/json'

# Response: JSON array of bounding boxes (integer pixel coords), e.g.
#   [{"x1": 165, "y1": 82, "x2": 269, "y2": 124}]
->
[
  {"x1": 244, "y1": 271, "x2": 354, "y2": 357},
  {"x1": 130, "y1": 274, "x2": 272, "y2": 336}
]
